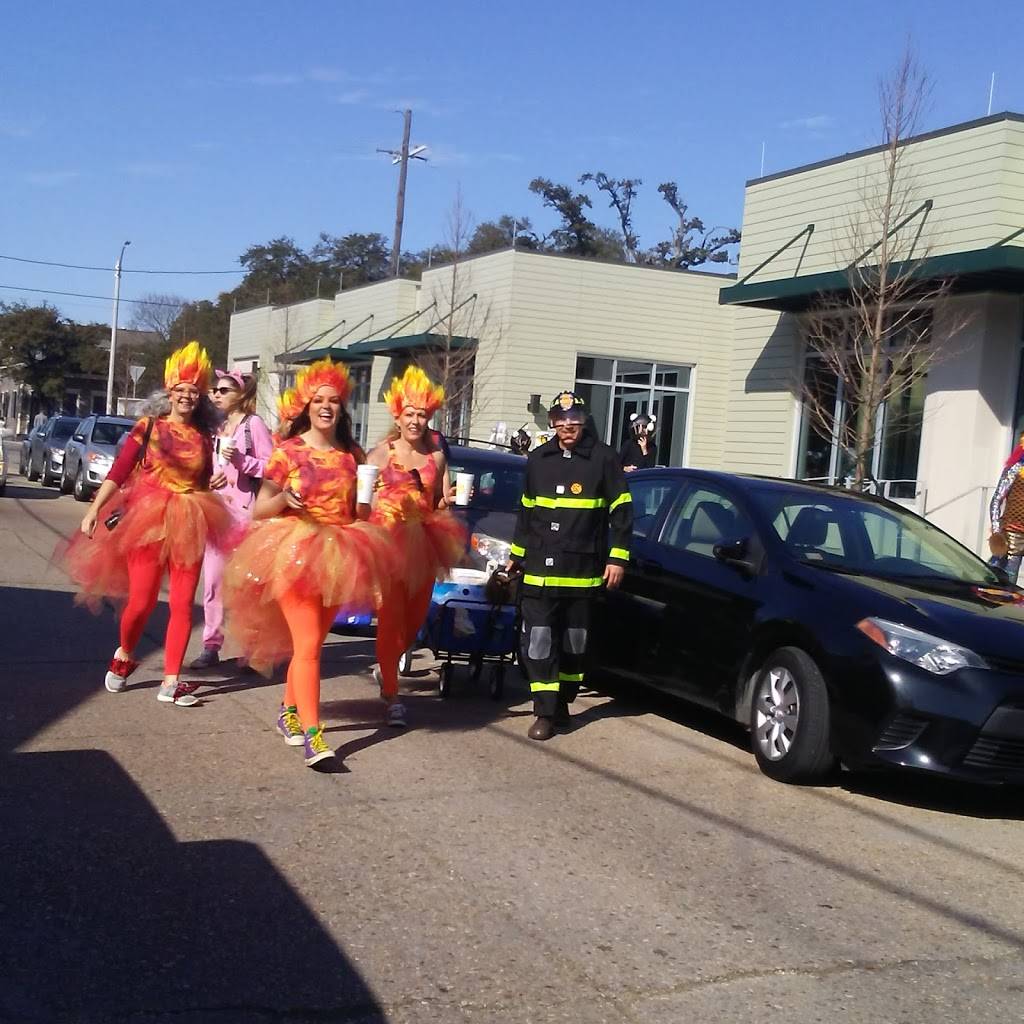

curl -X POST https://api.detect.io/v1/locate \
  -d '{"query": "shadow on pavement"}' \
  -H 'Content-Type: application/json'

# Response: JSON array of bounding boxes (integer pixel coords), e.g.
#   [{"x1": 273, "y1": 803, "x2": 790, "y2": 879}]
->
[
  {"x1": 5, "y1": 478, "x2": 63, "y2": 501},
  {"x1": 0, "y1": 748, "x2": 386, "y2": 1023}
]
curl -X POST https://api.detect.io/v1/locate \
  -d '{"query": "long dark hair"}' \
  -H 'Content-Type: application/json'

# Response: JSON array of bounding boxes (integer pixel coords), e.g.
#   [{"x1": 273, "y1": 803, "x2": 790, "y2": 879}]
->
[{"x1": 284, "y1": 402, "x2": 365, "y2": 463}]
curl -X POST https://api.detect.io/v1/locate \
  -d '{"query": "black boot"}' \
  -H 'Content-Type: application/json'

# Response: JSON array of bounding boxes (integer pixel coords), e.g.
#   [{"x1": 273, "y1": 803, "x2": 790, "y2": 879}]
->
[
  {"x1": 553, "y1": 699, "x2": 572, "y2": 729},
  {"x1": 528, "y1": 716, "x2": 555, "y2": 741}
]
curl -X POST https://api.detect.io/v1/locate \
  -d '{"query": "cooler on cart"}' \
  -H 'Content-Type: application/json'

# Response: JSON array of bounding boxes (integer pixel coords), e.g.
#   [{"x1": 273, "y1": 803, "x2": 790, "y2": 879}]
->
[{"x1": 421, "y1": 568, "x2": 518, "y2": 699}]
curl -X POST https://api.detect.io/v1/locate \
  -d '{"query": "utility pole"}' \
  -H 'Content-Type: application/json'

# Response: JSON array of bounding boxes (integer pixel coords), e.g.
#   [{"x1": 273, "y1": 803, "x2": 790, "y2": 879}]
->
[
  {"x1": 378, "y1": 109, "x2": 428, "y2": 278},
  {"x1": 105, "y1": 240, "x2": 131, "y2": 415}
]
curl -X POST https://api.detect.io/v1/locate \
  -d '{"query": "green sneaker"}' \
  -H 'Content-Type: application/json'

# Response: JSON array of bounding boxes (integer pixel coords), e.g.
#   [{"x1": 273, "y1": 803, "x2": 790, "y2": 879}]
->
[
  {"x1": 303, "y1": 726, "x2": 335, "y2": 768},
  {"x1": 276, "y1": 705, "x2": 304, "y2": 746}
]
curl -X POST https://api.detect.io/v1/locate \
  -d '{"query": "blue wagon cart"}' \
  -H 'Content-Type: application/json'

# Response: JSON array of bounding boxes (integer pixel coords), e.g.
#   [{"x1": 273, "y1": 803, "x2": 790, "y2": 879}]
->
[{"x1": 422, "y1": 577, "x2": 519, "y2": 699}]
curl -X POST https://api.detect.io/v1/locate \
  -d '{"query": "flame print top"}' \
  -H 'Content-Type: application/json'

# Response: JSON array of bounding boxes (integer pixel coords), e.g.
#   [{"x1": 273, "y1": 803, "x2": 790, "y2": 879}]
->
[
  {"x1": 107, "y1": 416, "x2": 212, "y2": 493},
  {"x1": 264, "y1": 436, "x2": 358, "y2": 526},
  {"x1": 372, "y1": 442, "x2": 440, "y2": 525}
]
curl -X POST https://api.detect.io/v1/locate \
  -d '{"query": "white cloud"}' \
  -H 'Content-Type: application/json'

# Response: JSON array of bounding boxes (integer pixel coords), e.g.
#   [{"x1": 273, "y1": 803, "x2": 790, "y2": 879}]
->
[
  {"x1": 780, "y1": 114, "x2": 835, "y2": 132},
  {"x1": 24, "y1": 170, "x2": 80, "y2": 186}
]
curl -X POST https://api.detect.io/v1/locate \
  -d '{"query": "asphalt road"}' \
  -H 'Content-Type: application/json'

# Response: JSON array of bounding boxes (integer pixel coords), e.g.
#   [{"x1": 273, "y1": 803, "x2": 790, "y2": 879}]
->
[{"x1": 2, "y1": 458, "x2": 1024, "y2": 1024}]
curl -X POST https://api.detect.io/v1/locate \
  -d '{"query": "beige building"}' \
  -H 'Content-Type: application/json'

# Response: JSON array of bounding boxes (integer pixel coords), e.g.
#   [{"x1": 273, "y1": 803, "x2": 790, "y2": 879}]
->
[{"x1": 228, "y1": 111, "x2": 1024, "y2": 554}]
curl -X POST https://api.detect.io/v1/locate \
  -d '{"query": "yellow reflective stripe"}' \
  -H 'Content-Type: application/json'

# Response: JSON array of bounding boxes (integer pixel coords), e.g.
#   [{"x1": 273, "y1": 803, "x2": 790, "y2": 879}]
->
[
  {"x1": 610, "y1": 492, "x2": 632, "y2": 511},
  {"x1": 510, "y1": 543, "x2": 526, "y2": 558},
  {"x1": 609, "y1": 547, "x2": 630, "y2": 561},
  {"x1": 522, "y1": 574, "x2": 603, "y2": 588},
  {"x1": 558, "y1": 672, "x2": 584, "y2": 682},
  {"x1": 521, "y1": 495, "x2": 536, "y2": 508},
  {"x1": 530, "y1": 680, "x2": 560, "y2": 692},
  {"x1": 534, "y1": 495, "x2": 606, "y2": 510}
]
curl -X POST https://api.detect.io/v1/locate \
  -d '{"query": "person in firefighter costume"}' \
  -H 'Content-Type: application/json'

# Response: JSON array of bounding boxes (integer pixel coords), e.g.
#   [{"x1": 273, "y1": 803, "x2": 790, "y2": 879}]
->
[
  {"x1": 510, "y1": 391, "x2": 632, "y2": 740},
  {"x1": 989, "y1": 433, "x2": 1024, "y2": 583}
]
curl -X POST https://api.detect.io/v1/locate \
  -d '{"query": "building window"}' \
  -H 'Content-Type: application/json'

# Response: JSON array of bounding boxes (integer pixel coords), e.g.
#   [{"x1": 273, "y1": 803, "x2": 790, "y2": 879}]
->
[
  {"x1": 796, "y1": 319, "x2": 926, "y2": 501},
  {"x1": 349, "y1": 363, "x2": 371, "y2": 446},
  {"x1": 574, "y1": 356, "x2": 691, "y2": 466}
]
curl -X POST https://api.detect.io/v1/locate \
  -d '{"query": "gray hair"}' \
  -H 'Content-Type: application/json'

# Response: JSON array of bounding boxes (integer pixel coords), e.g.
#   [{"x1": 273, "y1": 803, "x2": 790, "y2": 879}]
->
[{"x1": 138, "y1": 391, "x2": 171, "y2": 418}]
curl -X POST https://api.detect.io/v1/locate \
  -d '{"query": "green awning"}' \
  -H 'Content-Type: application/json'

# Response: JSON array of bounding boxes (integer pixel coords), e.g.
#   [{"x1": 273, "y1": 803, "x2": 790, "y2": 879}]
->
[
  {"x1": 274, "y1": 346, "x2": 371, "y2": 365},
  {"x1": 719, "y1": 245, "x2": 1024, "y2": 311},
  {"x1": 346, "y1": 332, "x2": 475, "y2": 355}
]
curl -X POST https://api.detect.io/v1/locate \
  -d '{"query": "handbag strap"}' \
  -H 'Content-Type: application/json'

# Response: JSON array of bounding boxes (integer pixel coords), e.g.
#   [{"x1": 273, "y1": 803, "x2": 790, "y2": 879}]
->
[{"x1": 137, "y1": 417, "x2": 155, "y2": 468}]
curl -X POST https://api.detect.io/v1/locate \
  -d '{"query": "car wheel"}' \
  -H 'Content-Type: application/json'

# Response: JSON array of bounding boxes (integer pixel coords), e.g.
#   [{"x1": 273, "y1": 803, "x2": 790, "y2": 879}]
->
[
  {"x1": 750, "y1": 646, "x2": 836, "y2": 784},
  {"x1": 41, "y1": 465, "x2": 54, "y2": 486},
  {"x1": 398, "y1": 647, "x2": 413, "y2": 676},
  {"x1": 439, "y1": 663, "x2": 454, "y2": 699},
  {"x1": 27, "y1": 458, "x2": 39, "y2": 482},
  {"x1": 488, "y1": 663, "x2": 505, "y2": 700},
  {"x1": 59, "y1": 463, "x2": 73, "y2": 494},
  {"x1": 74, "y1": 467, "x2": 90, "y2": 502}
]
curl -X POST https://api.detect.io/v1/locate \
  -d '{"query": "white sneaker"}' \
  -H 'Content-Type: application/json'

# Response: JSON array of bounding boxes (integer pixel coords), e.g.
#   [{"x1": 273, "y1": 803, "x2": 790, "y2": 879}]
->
[
  {"x1": 157, "y1": 681, "x2": 200, "y2": 707},
  {"x1": 385, "y1": 701, "x2": 407, "y2": 728}
]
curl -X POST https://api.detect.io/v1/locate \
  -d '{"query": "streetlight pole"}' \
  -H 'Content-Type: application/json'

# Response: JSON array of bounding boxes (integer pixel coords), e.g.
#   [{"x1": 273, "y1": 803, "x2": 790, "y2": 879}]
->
[{"x1": 106, "y1": 239, "x2": 131, "y2": 415}]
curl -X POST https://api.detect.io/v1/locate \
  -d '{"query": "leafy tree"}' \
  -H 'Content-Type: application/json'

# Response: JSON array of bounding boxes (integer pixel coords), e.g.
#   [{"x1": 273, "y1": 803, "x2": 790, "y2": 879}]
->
[
  {"x1": 649, "y1": 183, "x2": 741, "y2": 268},
  {"x1": 467, "y1": 215, "x2": 538, "y2": 255},
  {"x1": 580, "y1": 173, "x2": 641, "y2": 262},
  {"x1": 0, "y1": 303, "x2": 104, "y2": 402},
  {"x1": 311, "y1": 232, "x2": 392, "y2": 289},
  {"x1": 528, "y1": 178, "x2": 601, "y2": 256}
]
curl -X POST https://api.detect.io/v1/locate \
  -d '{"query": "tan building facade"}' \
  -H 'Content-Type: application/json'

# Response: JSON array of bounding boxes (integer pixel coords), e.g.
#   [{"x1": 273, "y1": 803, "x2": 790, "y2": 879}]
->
[{"x1": 228, "y1": 112, "x2": 1024, "y2": 554}]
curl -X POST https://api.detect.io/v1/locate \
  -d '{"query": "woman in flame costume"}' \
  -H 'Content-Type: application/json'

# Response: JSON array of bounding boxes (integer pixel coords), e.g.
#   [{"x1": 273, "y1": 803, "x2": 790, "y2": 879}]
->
[
  {"x1": 61, "y1": 341, "x2": 231, "y2": 706},
  {"x1": 366, "y1": 366, "x2": 466, "y2": 727},
  {"x1": 223, "y1": 359, "x2": 392, "y2": 768}
]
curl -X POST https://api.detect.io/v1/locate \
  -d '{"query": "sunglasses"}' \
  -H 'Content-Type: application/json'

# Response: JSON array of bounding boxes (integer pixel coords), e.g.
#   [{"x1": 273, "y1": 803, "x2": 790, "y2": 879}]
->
[{"x1": 211, "y1": 386, "x2": 239, "y2": 395}]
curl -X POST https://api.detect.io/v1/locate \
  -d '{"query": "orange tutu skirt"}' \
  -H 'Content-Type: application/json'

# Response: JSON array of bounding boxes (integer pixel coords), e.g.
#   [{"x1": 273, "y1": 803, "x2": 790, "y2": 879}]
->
[
  {"x1": 58, "y1": 485, "x2": 234, "y2": 611},
  {"x1": 386, "y1": 510, "x2": 468, "y2": 594},
  {"x1": 223, "y1": 515, "x2": 398, "y2": 671}
]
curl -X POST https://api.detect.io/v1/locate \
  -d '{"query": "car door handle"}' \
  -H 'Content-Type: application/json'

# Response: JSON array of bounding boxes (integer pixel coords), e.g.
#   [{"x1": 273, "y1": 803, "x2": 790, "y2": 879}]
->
[{"x1": 635, "y1": 556, "x2": 663, "y2": 572}]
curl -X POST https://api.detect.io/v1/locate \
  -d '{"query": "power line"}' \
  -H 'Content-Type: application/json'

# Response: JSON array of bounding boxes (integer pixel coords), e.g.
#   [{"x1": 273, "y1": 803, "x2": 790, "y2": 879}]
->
[
  {"x1": 0, "y1": 284, "x2": 186, "y2": 307},
  {"x1": 0, "y1": 253, "x2": 244, "y2": 275}
]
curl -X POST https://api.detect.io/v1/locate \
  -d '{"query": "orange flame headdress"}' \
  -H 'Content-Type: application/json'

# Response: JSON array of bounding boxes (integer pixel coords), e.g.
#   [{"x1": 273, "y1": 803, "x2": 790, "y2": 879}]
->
[
  {"x1": 384, "y1": 365, "x2": 444, "y2": 419},
  {"x1": 164, "y1": 340, "x2": 212, "y2": 393},
  {"x1": 277, "y1": 358, "x2": 352, "y2": 424}
]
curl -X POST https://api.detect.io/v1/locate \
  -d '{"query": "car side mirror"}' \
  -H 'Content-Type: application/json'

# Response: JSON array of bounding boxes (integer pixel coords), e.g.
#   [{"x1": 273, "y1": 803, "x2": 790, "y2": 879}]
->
[
  {"x1": 992, "y1": 564, "x2": 1012, "y2": 586},
  {"x1": 72, "y1": 434, "x2": 85, "y2": 442},
  {"x1": 713, "y1": 537, "x2": 759, "y2": 575}
]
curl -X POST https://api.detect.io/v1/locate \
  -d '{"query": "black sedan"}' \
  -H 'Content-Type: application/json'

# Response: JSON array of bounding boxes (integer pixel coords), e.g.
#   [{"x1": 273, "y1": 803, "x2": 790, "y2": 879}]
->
[{"x1": 593, "y1": 469, "x2": 1024, "y2": 785}]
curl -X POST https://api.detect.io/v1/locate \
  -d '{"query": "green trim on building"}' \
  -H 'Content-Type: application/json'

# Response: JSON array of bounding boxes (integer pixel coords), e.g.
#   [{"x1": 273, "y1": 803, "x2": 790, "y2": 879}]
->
[
  {"x1": 346, "y1": 332, "x2": 476, "y2": 355},
  {"x1": 719, "y1": 245, "x2": 1024, "y2": 312}
]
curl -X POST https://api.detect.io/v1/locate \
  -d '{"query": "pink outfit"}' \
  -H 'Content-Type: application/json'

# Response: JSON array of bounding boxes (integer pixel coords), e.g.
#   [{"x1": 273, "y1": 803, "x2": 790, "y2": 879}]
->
[{"x1": 201, "y1": 414, "x2": 273, "y2": 651}]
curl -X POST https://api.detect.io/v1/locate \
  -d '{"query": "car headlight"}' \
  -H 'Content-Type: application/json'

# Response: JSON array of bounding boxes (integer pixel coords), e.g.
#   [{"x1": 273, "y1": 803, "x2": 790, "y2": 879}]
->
[
  {"x1": 88, "y1": 452, "x2": 112, "y2": 466},
  {"x1": 51, "y1": 449, "x2": 64, "y2": 462},
  {"x1": 471, "y1": 532, "x2": 511, "y2": 567},
  {"x1": 857, "y1": 617, "x2": 988, "y2": 675}
]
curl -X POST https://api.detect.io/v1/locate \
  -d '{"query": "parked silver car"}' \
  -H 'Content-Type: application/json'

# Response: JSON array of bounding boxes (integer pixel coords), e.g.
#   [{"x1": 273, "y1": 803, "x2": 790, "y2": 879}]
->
[
  {"x1": 61, "y1": 415, "x2": 135, "y2": 500},
  {"x1": 27, "y1": 415, "x2": 82, "y2": 486}
]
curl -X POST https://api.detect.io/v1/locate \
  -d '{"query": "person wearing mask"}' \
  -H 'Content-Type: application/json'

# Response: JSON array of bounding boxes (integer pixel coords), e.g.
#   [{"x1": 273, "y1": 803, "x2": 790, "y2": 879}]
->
[
  {"x1": 190, "y1": 369, "x2": 273, "y2": 669},
  {"x1": 509, "y1": 391, "x2": 633, "y2": 740},
  {"x1": 366, "y1": 366, "x2": 465, "y2": 727},
  {"x1": 620, "y1": 412, "x2": 658, "y2": 472},
  {"x1": 223, "y1": 359, "x2": 392, "y2": 769},
  {"x1": 60, "y1": 342, "x2": 230, "y2": 706}
]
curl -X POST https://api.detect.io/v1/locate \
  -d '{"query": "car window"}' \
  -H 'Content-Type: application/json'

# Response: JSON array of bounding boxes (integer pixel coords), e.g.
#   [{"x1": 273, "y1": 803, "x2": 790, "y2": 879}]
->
[
  {"x1": 661, "y1": 483, "x2": 754, "y2": 558},
  {"x1": 446, "y1": 454, "x2": 525, "y2": 512},
  {"x1": 73, "y1": 417, "x2": 94, "y2": 442},
  {"x1": 772, "y1": 502, "x2": 847, "y2": 559},
  {"x1": 627, "y1": 476, "x2": 677, "y2": 539},
  {"x1": 50, "y1": 418, "x2": 81, "y2": 442},
  {"x1": 92, "y1": 420, "x2": 132, "y2": 446}
]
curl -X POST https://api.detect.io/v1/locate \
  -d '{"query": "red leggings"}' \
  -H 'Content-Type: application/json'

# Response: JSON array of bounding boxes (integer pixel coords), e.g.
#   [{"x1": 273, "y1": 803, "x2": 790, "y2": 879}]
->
[
  {"x1": 279, "y1": 590, "x2": 340, "y2": 733},
  {"x1": 376, "y1": 581, "x2": 433, "y2": 700},
  {"x1": 121, "y1": 543, "x2": 202, "y2": 677}
]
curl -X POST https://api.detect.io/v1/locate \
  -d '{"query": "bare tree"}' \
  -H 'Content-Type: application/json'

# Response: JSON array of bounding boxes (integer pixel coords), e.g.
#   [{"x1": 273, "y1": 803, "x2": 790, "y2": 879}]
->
[
  {"x1": 416, "y1": 189, "x2": 498, "y2": 441},
  {"x1": 650, "y1": 183, "x2": 740, "y2": 268},
  {"x1": 127, "y1": 292, "x2": 187, "y2": 343},
  {"x1": 800, "y1": 48, "x2": 966, "y2": 489},
  {"x1": 580, "y1": 173, "x2": 642, "y2": 262}
]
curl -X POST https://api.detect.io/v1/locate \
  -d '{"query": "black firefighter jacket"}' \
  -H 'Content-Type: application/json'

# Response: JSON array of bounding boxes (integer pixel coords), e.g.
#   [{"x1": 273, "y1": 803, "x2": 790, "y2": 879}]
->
[{"x1": 511, "y1": 432, "x2": 633, "y2": 597}]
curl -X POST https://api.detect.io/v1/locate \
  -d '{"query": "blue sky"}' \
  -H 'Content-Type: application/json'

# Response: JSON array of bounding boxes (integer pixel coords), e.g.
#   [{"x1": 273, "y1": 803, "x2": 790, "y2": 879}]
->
[{"x1": 3, "y1": 0, "x2": 1024, "y2": 324}]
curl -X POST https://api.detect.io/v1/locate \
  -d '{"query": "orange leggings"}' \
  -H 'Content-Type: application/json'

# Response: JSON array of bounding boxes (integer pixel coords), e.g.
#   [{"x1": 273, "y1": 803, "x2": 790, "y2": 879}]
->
[
  {"x1": 279, "y1": 589, "x2": 340, "y2": 732},
  {"x1": 376, "y1": 581, "x2": 434, "y2": 700},
  {"x1": 121, "y1": 543, "x2": 201, "y2": 677}
]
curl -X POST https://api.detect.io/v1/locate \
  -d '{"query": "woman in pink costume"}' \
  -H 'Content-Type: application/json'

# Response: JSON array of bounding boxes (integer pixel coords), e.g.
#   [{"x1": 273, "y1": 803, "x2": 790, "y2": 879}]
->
[
  {"x1": 223, "y1": 359, "x2": 393, "y2": 768},
  {"x1": 190, "y1": 369, "x2": 273, "y2": 669},
  {"x1": 367, "y1": 366, "x2": 466, "y2": 727},
  {"x1": 60, "y1": 341, "x2": 231, "y2": 706}
]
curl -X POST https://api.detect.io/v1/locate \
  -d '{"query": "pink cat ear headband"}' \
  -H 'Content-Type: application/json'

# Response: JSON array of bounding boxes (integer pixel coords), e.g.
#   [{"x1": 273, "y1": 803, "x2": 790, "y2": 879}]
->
[{"x1": 214, "y1": 368, "x2": 249, "y2": 389}]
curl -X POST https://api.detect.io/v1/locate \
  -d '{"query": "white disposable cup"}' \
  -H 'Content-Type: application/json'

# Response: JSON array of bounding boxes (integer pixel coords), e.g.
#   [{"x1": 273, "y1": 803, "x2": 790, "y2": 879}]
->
[
  {"x1": 356, "y1": 462, "x2": 380, "y2": 504},
  {"x1": 455, "y1": 472, "x2": 474, "y2": 507},
  {"x1": 213, "y1": 436, "x2": 225, "y2": 467}
]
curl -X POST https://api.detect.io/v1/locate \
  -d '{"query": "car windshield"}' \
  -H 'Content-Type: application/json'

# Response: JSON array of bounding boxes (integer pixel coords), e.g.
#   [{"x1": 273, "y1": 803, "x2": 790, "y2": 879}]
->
[
  {"x1": 51, "y1": 418, "x2": 81, "y2": 442},
  {"x1": 93, "y1": 421, "x2": 132, "y2": 446},
  {"x1": 752, "y1": 486, "x2": 1002, "y2": 586},
  {"x1": 447, "y1": 453, "x2": 526, "y2": 512}
]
